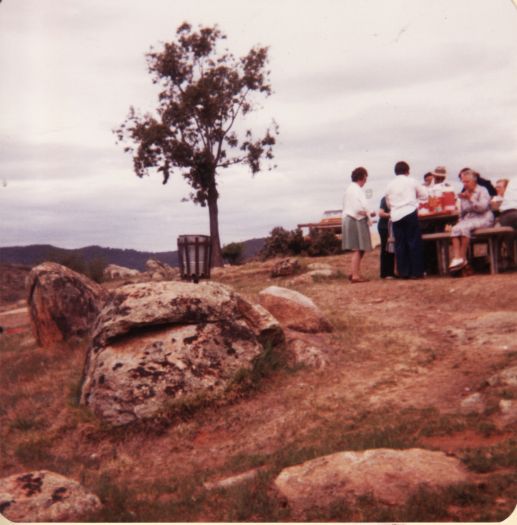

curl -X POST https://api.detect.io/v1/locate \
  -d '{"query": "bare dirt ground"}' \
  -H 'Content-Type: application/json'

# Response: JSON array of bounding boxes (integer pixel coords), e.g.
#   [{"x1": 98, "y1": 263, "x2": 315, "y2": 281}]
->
[{"x1": 0, "y1": 253, "x2": 516, "y2": 522}]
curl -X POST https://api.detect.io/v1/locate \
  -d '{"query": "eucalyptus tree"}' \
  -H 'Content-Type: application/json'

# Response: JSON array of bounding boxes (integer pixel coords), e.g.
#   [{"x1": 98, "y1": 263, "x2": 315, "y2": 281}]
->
[{"x1": 116, "y1": 22, "x2": 278, "y2": 266}]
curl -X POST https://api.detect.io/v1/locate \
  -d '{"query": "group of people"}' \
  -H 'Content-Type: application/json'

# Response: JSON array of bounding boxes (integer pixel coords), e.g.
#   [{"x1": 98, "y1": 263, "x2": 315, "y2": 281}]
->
[{"x1": 341, "y1": 161, "x2": 517, "y2": 282}]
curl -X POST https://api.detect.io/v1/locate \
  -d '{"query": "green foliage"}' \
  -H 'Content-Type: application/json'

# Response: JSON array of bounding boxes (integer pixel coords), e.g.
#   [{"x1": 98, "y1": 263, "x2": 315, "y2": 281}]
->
[
  {"x1": 259, "y1": 226, "x2": 290, "y2": 258},
  {"x1": 46, "y1": 248, "x2": 86, "y2": 275},
  {"x1": 259, "y1": 227, "x2": 310, "y2": 259},
  {"x1": 116, "y1": 22, "x2": 278, "y2": 266},
  {"x1": 86, "y1": 257, "x2": 108, "y2": 283},
  {"x1": 46, "y1": 248, "x2": 107, "y2": 283},
  {"x1": 221, "y1": 242, "x2": 244, "y2": 265},
  {"x1": 307, "y1": 228, "x2": 342, "y2": 256},
  {"x1": 260, "y1": 226, "x2": 340, "y2": 259}
]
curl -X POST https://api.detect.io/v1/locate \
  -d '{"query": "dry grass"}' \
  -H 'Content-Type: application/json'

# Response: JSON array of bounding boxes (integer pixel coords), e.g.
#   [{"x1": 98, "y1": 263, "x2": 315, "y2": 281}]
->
[{"x1": 0, "y1": 250, "x2": 516, "y2": 521}]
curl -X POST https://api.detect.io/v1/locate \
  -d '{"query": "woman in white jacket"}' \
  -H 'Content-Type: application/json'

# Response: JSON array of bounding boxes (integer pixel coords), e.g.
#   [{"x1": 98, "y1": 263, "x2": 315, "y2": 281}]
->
[{"x1": 342, "y1": 166, "x2": 375, "y2": 283}]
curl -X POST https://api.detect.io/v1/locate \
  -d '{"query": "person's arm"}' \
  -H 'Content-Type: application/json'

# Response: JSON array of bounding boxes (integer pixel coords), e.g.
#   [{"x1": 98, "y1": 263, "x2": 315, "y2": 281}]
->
[
  {"x1": 470, "y1": 187, "x2": 492, "y2": 213},
  {"x1": 415, "y1": 182, "x2": 429, "y2": 201},
  {"x1": 491, "y1": 196, "x2": 503, "y2": 212},
  {"x1": 378, "y1": 208, "x2": 390, "y2": 219},
  {"x1": 357, "y1": 187, "x2": 373, "y2": 218}
]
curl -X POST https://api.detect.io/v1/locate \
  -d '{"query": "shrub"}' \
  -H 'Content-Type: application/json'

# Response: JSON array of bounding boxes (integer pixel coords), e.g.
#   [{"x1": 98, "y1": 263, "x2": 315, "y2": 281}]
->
[
  {"x1": 287, "y1": 228, "x2": 311, "y2": 255},
  {"x1": 260, "y1": 227, "x2": 291, "y2": 259},
  {"x1": 86, "y1": 257, "x2": 108, "y2": 283},
  {"x1": 307, "y1": 229, "x2": 342, "y2": 256},
  {"x1": 222, "y1": 242, "x2": 244, "y2": 265},
  {"x1": 260, "y1": 227, "x2": 310, "y2": 259},
  {"x1": 45, "y1": 249, "x2": 107, "y2": 283}
]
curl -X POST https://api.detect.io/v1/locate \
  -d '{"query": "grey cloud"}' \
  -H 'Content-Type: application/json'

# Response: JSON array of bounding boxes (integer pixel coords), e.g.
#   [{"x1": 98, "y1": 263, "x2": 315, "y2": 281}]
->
[
  {"x1": 275, "y1": 41, "x2": 512, "y2": 102},
  {"x1": 0, "y1": 138, "x2": 128, "y2": 182}
]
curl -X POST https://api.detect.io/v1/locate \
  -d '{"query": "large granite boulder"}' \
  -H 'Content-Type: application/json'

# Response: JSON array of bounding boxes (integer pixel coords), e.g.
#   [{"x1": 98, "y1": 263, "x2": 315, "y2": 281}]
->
[
  {"x1": 258, "y1": 286, "x2": 332, "y2": 333},
  {"x1": 80, "y1": 281, "x2": 284, "y2": 426},
  {"x1": 0, "y1": 470, "x2": 101, "y2": 522},
  {"x1": 27, "y1": 262, "x2": 108, "y2": 347},
  {"x1": 274, "y1": 448, "x2": 469, "y2": 517}
]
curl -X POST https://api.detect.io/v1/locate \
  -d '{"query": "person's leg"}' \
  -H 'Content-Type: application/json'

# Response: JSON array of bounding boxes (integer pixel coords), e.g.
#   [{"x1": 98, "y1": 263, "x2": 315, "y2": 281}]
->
[
  {"x1": 449, "y1": 221, "x2": 469, "y2": 268},
  {"x1": 451, "y1": 236, "x2": 462, "y2": 259},
  {"x1": 351, "y1": 250, "x2": 361, "y2": 279},
  {"x1": 393, "y1": 218, "x2": 410, "y2": 278},
  {"x1": 405, "y1": 210, "x2": 424, "y2": 277},
  {"x1": 379, "y1": 229, "x2": 389, "y2": 277},
  {"x1": 460, "y1": 236, "x2": 470, "y2": 261}
]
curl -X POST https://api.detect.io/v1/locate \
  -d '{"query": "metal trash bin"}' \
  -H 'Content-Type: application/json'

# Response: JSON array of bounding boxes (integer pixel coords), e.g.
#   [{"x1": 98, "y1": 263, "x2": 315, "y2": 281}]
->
[{"x1": 177, "y1": 235, "x2": 211, "y2": 283}]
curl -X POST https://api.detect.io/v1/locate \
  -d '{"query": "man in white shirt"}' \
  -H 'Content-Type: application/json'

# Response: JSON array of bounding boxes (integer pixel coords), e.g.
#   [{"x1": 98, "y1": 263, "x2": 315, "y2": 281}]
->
[
  {"x1": 497, "y1": 178, "x2": 517, "y2": 230},
  {"x1": 386, "y1": 161, "x2": 428, "y2": 279}
]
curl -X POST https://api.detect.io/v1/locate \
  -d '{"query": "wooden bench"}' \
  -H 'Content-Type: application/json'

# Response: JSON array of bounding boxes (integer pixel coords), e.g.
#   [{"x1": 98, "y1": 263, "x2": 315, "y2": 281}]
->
[
  {"x1": 471, "y1": 226, "x2": 516, "y2": 274},
  {"x1": 421, "y1": 232, "x2": 452, "y2": 276}
]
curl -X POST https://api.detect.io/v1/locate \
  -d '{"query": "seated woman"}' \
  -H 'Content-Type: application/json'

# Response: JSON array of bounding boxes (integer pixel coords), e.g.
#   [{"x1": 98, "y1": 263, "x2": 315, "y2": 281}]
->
[{"x1": 449, "y1": 169, "x2": 494, "y2": 270}]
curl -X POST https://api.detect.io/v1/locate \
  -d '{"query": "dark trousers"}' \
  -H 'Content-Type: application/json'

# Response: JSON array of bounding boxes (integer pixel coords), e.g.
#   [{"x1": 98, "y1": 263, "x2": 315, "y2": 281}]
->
[
  {"x1": 379, "y1": 228, "x2": 395, "y2": 278},
  {"x1": 499, "y1": 209, "x2": 517, "y2": 230},
  {"x1": 392, "y1": 210, "x2": 424, "y2": 278}
]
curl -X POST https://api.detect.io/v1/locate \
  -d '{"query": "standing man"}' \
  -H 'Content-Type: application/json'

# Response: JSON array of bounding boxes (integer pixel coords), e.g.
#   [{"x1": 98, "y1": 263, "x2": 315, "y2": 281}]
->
[
  {"x1": 377, "y1": 196, "x2": 395, "y2": 279},
  {"x1": 386, "y1": 161, "x2": 428, "y2": 279}
]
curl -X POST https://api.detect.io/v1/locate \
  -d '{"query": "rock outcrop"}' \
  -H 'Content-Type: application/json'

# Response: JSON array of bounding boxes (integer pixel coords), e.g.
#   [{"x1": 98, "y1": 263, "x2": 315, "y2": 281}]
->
[
  {"x1": 0, "y1": 470, "x2": 101, "y2": 522},
  {"x1": 274, "y1": 448, "x2": 469, "y2": 517},
  {"x1": 80, "y1": 281, "x2": 283, "y2": 425},
  {"x1": 27, "y1": 262, "x2": 108, "y2": 347},
  {"x1": 271, "y1": 258, "x2": 301, "y2": 278},
  {"x1": 103, "y1": 264, "x2": 140, "y2": 281},
  {"x1": 145, "y1": 259, "x2": 179, "y2": 281},
  {"x1": 258, "y1": 286, "x2": 332, "y2": 333},
  {"x1": 284, "y1": 329, "x2": 331, "y2": 369}
]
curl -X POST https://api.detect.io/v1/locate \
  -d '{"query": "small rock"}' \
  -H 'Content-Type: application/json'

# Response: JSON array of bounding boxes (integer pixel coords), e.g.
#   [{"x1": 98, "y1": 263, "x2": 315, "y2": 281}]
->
[
  {"x1": 274, "y1": 448, "x2": 469, "y2": 517},
  {"x1": 498, "y1": 399, "x2": 517, "y2": 423},
  {"x1": 271, "y1": 258, "x2": 301, "y2": 278},
  {"x1": 203, "y1": 467, "x2": 265, "y2": 491},
  {"x1": 145, "y1": 258, "x2": 179, "y2": 281},
  {"x1": 258, "y1": 286, "x2": 332, "y2": 333},
  {"x1": 460, "y1": 392, "x2": 485, "y2": 414},
  {"x1": 306, "y1": 263, "x2": 334, "y2": 272},
  {"x1": 0, "y1": 470, "x2": 101, "y2": 522},
  {"x1": 487, "y1": 365, "x2": 517, "y2": 387},
  {"x1": 103, "y1": 264, "x2": 140, "y2": 281},
  {"x1": 285, "y1": 329, "x2": 331, "y2": 369}
]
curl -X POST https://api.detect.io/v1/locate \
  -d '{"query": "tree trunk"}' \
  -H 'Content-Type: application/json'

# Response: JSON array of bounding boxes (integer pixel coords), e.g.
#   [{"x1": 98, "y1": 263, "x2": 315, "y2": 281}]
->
[{"x1": 207, "y1": 186, "x2": 223, "y2": 268}]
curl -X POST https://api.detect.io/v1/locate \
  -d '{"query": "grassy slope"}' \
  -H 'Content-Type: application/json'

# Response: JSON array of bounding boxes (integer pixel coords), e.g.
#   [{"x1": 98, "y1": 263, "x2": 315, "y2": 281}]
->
[{"x1": 0, "y1": 250, "x2": 516, "y2": 522}]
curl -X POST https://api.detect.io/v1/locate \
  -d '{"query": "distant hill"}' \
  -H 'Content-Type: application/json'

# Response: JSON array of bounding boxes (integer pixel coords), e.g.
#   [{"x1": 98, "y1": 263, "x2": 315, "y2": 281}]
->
[{"x1": 0, "y1": 238, "x2": 266, "y2": 271}]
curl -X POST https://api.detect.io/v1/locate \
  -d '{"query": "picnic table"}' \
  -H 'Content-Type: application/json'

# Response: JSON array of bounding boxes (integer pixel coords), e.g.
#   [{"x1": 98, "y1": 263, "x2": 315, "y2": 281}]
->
[{"x1": 419, "y1": 210, "x2": 516, "y2": 275}]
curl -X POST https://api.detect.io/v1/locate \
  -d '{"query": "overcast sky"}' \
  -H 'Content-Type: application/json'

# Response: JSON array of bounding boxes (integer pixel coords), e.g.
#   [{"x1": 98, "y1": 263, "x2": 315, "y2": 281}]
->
[{"x1": 1, "y1": 0, "x2": 516, "y2": 252}]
